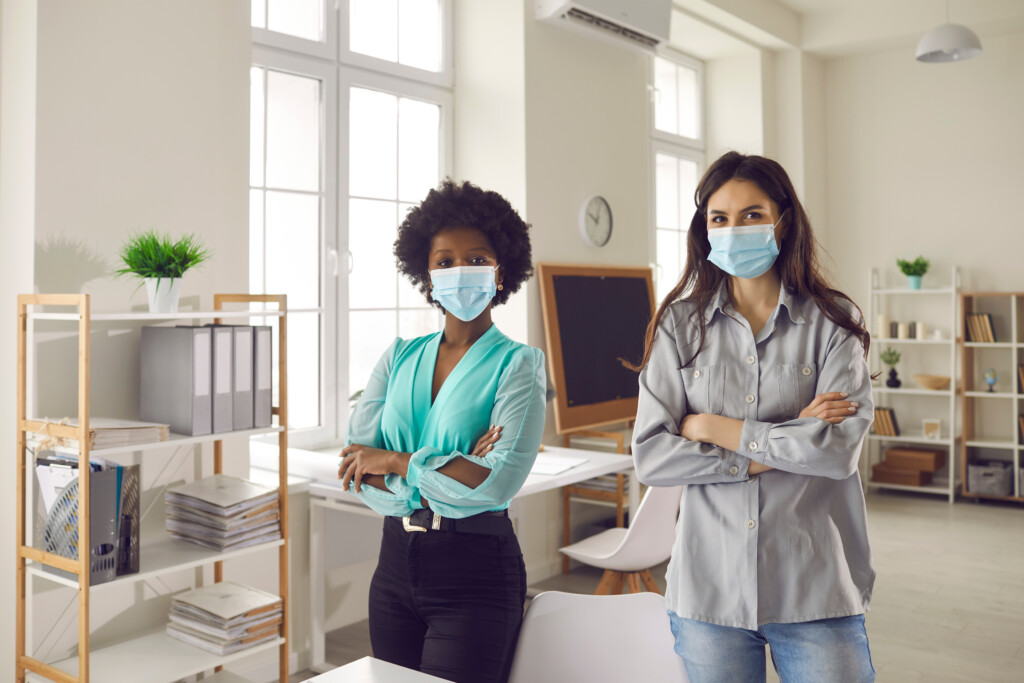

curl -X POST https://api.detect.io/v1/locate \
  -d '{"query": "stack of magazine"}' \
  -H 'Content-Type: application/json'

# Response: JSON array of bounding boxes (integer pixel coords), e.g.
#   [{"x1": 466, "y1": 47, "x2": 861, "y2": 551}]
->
[
  {"x1": 166, "y1": 581, "x2": 282, "y2": 655},
  {"x1": 165, "y1": 474, "x2": 280, "y2": 551}
]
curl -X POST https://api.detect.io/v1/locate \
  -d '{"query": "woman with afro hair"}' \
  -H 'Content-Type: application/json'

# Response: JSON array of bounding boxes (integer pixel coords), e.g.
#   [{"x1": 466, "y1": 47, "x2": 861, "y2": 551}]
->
[{"x1": 338, "y1": 179, "x2": 546, "y2": 683}]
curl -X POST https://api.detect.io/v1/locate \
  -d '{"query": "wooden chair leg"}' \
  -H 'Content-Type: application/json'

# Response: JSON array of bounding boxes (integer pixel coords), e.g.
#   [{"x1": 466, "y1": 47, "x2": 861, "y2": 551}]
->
[
  {"x1": 639, "y1": 569, "x2": 662, "y2": 595},
  {"x1": 615, "y1": 473, "x2": 625, "y2": 527},
  {"x1": 626, "y1": 572, "x2": 644, "y2": 594},
  {"x1": 596, "y1": 570, "x2": 625, "y2": 595},
  {"x1": 562, "y1": 486, "x2": 571, "y2": 574}
]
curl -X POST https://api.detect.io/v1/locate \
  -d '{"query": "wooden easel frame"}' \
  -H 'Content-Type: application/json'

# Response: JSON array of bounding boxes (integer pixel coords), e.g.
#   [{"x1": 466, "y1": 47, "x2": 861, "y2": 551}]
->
[{"x1": 537, "y1": 263, "x2": 654, "y2": 434}]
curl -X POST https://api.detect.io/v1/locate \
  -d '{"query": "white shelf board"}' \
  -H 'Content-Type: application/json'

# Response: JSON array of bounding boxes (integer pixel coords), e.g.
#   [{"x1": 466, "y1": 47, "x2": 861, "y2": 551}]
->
[
  {"x1": 867, "y1": 433, "x2": 957, "y2": 445},
  {"x1": 964, "y1": 439, "x2": 1018, "y2": 450},
  {"x1": 28, "y1": 425, "x2": 283, "y2": 456},
  {"x1": 964, "y1": 391, "x2": 1016, "y2": 398},
  {"x1": 27, "y1": 534, "x2": 284, "y2": 591},
  {"x1": 28, "y1": 309, "x2": 284, "y2": 322},
  {"x1": 31, "y1": 631, "x2": 284, "y2": 683},
  {"x1": 872, "y1": 387, "x2": 954, "y2": 396},
  {"x1": 870, "y1": 337, "x2": 952, "y2": 345},
  {"x1": 871, "y1": 287, "x2": 955, "y2": 295},
  {"x1": 963, "y1": 342, "x2": 1014, "y2": 348},
  {"x1": 866, "y1": 481, "x2": 951, "y2": 496}
]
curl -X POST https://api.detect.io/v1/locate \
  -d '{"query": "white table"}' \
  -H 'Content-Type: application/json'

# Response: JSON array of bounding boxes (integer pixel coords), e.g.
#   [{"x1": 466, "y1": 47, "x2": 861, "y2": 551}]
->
[
  {"x1": 310, "y1": 656, "x2": 451, "y2": 682},
  {"x1": 307, "y1": 445, "x2": 636, "y2": 673}
]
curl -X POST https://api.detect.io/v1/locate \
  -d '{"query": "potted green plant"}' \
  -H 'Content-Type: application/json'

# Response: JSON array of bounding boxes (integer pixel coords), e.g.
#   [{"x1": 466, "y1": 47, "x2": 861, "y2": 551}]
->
[
  {"x1": 896, "y1": 256, "x2": 929, "y2": 290},
  {"x1": 880, "y1": 346, "x2": 902, "y2": 388},
  {"x1": 115, "y1": 231, "x2": 210, "y2": 313}
]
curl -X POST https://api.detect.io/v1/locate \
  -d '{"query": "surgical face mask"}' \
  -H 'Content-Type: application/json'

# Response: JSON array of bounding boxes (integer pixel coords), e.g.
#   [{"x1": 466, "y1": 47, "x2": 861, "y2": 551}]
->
[
  {"x1": 429, "y1": 266, "x2": 498, "y2": 321},
  {"x1": 707, "y1": 221, "x2": 781, "y2": 279}
]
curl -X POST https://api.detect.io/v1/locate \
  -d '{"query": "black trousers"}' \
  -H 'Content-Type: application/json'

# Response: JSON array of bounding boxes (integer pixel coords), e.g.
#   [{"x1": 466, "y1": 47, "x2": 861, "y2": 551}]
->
[{"x1": 368, "y1": 514, "x2": 527, "y2": 683}]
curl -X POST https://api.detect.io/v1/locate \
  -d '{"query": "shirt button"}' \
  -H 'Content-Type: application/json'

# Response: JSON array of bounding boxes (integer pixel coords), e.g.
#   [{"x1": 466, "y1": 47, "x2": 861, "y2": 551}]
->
[
  {"x1": 729, "y1": 466, "x2": 739, "y2": 475},
  {"x1": 748, "y1": 441, "x2": 758, "y2": 450},
  {"x1": 802, "y1": 366, "x2": 812, "y2": 376},
  {"x1": 693, "y1": 370, "x2": 701, "y2": 379},
  {"x1": 745, "y1": 394, "x2": 755, "y2": 403},
  {"x1": 746, "y1": 356, "x2": 755, "y2": 364},
  {"x1": 748, "y1": 477, "x2": 757, "y2": 483},
  {"x1": 746, "y1": 519, "x2": 756, "y2": 529}
]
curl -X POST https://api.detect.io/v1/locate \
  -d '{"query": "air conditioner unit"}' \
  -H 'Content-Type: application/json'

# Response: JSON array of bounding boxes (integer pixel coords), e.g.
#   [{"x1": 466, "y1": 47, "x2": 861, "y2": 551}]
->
[{"x1": 536, "y1": 0, "x2": 672, "y2": 52}]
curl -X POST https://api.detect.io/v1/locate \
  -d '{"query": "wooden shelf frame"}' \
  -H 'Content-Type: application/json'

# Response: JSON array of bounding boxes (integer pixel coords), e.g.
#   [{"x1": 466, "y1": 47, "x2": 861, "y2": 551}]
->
[
  {"x1": 860, "y1": 267, "x2": 961, "y2": 503},
  {"x1": 16, "y1": 293, "x2": 290, "y2": 683},
  {"x1": 960, "y1": 291, "x2": 1024, "y2": 503}
]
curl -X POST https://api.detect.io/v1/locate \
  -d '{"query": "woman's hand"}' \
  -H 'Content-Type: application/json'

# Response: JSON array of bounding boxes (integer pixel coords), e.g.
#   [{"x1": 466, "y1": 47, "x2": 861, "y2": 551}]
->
[
  {"x1": 800, "y1": 392, "x2": 859, "y2": 424},
  {"x1": 469, "y1": 425, "x2": 502, "y2": 457},
  {"x1": 338, "y1": 444, "x2": 405, "y2": 493}
]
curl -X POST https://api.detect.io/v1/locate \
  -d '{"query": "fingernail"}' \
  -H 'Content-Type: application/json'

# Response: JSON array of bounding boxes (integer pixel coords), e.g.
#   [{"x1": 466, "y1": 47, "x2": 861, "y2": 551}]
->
[
  {"x1": 840, "y1": 392, "x2": 849, "y2": 397},
  {"x1": 848, "y1": 407, "x2": 856, "y2": 412},
  {"x1": 850, "y1": 402, "x2": 859, "y2": 407}
]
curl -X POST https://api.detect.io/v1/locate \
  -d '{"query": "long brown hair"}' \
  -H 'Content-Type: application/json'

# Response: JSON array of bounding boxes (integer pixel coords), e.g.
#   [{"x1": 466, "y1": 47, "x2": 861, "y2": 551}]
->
[{"x1": 629, "y1": 151, "x2": 871, "y2": 371}]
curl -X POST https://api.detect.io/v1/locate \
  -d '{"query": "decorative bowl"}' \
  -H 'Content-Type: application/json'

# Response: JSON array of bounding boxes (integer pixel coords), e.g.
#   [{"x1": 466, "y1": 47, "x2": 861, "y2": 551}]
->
[{"x1": 913, "y1": 374, "x2": 951, "y2": 391}]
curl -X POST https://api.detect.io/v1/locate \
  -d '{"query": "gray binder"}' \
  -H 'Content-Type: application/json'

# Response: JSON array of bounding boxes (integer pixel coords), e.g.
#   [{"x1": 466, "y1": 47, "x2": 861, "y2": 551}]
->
[
  {"x1": 253, "y1": 325, "x2": 273, "y2": 428},
  {"x1": 208, "y1": 325, "x2": 234, "y2": 433},
  {"x1": 232, "y1": 326, "x2": 254, "y2": 430},
  {"x1": 140, "y1": 326, "x2": 212, "y2": 436}
]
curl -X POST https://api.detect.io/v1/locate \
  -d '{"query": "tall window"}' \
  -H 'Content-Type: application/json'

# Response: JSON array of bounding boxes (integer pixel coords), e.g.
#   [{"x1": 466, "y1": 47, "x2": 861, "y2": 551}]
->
[
  {"x1": 650, "y1": 51, "x2": 704, "y2": 303},
  {"x1": 252, "y1": 1, "x2": 451, "y2": 446}
]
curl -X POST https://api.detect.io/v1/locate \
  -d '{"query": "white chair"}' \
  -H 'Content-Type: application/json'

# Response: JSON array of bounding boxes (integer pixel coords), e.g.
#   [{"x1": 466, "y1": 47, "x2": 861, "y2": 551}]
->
[
  {"x1": 559, "y1": 485, "x2": 683, "y2": 594},
  {"x1": 507, "y1": 591, "x2": 689, "y2": 683}
]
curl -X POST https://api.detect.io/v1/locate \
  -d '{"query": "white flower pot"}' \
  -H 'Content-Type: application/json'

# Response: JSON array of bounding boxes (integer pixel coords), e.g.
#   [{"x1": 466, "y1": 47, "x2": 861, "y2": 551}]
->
[{"x1": 145, "y1": 277, "x2": 181, "y2": 313}]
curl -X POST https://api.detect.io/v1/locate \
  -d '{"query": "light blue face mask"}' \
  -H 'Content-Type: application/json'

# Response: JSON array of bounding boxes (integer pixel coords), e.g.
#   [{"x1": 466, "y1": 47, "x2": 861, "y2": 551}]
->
[
  {"x1": 429, "y1": 265, "x2": 498, "y2": 321},
  {"x1": 707, "y1": 222, "x2": 781, "y2": 279}
]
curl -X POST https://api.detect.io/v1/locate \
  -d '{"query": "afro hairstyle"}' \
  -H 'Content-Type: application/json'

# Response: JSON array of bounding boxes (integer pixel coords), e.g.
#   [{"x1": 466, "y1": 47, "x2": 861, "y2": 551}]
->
[{"x1": 394, "y1": 179, "x2": 534, "y2": 309}]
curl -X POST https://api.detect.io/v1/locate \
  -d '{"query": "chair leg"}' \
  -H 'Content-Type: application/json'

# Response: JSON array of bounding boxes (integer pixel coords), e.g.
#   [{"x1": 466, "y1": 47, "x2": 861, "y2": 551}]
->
[
  {"x1": 615, "y1": 474, "x2": 625, "y2": 527},
  {"x1": 562, "y1": 487, "x2": 571, "y2": 574},
  {"x1": 639, "y1": 569, "x2": 662, "y2": 595},
  {"x1": 595, "y1": 570, "x2": 625, "y2": 595},
  {"x1": 626, "y1": 572, "x2": 644, "y2": 594}
]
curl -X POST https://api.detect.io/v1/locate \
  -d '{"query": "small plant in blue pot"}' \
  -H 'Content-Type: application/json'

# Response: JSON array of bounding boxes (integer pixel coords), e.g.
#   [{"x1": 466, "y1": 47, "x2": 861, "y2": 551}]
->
[{"x1": 896, "y1": 256, "x2": 929, "y2": 290}]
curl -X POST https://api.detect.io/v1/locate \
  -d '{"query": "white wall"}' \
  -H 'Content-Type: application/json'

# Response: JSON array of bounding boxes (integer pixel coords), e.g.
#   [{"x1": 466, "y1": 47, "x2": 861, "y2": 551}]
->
[
  {"x1": 0, "y1": 0, "x2": 39, "y2": 673},
  {"x1": 25, "y1": 0, "x2": 266, "y2": 673},
  {"x1": 823, "y1": 29, "x2": 1024, "y2": 308}
]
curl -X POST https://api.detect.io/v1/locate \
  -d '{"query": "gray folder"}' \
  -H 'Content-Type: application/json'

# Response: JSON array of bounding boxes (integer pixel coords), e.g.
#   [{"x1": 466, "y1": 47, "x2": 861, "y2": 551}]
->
[
  {"x1": 208, "y1": 325, "x2": 234, "y2": 433},
  {"x1": 232, "y1": 326, "x2": 255, "y2": 430},
  {"x1": 253, "y1": 325, "x2": 273, "y2": 428},
  {"x1": 140, "y1": 326, "x2": 212, "y2": 436}
]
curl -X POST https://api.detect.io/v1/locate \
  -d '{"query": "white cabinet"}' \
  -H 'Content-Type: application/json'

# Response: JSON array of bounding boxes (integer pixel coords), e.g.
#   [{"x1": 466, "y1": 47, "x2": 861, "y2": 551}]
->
[
  {"x1": 860, "y1": 268, "x2": 961, "y2": 503},
  {"x1": 17, "y1": 294, "x2": 290, "y2": 683}
]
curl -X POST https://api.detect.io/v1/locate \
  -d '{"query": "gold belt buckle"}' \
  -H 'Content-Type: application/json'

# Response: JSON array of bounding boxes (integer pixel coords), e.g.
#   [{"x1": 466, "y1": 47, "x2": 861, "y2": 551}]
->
[{"x1": 402, "y1": 512, "x2": 442, "y2": 532}]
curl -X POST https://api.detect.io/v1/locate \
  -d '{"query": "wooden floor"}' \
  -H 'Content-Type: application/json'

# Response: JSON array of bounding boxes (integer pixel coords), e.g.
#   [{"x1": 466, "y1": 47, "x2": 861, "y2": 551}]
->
[{"x1": 292, "y1": 492, "x2": 1024, "y2": 682}]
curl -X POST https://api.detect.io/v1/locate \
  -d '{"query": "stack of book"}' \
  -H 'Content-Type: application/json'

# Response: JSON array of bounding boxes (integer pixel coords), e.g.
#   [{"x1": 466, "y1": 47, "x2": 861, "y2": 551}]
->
[
  {"x1": 166, "y1": 581, "x2": 282, "y2": 655},
  {"x1": 965, "y1": 312, "x2": 996, "y2": 342},
  {"x1": 872, "y1": 446, "x2": 945, "y2": 487},
  {"x1": 165, "y1": 474, "x2": 280, "y2": 551},
  {"x1": 33, "y1": 417, "x2": 169, "y2": 451},
  {"x1": 873, "y1": 407, "x2": 900, "y2": 436}
]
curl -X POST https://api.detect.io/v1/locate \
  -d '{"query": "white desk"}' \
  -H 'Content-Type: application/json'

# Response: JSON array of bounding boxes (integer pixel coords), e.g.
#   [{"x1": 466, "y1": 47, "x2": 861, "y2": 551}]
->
[
  {"x1": 310, "y1": 656, "x2": 451, "y2": 682},
  {"x1": 307, "y1": 445, "x2": 635, "y2": 673}
]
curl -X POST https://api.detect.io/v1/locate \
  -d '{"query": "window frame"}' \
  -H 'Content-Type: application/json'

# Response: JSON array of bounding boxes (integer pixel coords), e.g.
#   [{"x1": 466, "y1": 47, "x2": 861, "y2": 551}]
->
[
  {"x1": 650, "y1": 47, "x2": 705, "y2": 152},
  {"x1": 252, "y1": 2, "x2": 453, "y2": 447}
]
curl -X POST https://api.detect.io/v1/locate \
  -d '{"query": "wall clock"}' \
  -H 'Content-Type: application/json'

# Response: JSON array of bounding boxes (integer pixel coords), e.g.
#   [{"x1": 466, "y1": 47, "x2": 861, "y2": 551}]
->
[{"x1": 578, "y1": 195, "x2": 613, "y2": 247}]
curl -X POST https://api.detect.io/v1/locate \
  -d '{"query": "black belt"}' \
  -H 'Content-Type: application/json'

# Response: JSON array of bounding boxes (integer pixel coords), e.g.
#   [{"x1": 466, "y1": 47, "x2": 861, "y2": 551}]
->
[{"x1": 394, "y1": 508, "x2": 512, "y2": 536}]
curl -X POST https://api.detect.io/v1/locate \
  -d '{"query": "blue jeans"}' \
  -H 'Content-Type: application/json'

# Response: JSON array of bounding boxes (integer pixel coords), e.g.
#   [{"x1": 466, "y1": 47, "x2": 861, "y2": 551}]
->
[{"x1": 669, "y1": 612, "x2": 875, "y2": 683}]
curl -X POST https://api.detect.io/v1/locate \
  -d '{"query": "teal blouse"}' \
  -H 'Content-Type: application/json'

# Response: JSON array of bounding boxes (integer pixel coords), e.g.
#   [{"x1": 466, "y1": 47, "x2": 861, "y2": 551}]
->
[{"x1": 346, "y1": 324, "x2": 546, "y2": 519}]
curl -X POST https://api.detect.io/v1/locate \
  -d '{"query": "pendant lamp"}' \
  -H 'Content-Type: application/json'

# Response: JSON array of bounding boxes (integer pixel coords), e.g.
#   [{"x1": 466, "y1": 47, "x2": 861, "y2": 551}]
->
[{"x1": 916, "y1": 0, "x2": 982, "y2": 63}]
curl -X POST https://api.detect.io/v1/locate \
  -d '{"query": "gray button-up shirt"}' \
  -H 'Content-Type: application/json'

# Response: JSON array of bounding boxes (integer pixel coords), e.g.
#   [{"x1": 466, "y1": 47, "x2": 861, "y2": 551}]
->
[{"x1": 632, "y1": 284, "x2": 875, "y2": 629}]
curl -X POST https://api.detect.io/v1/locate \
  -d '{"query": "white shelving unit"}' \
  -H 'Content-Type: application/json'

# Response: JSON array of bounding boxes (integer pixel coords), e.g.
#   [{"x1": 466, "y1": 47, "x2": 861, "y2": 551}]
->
[
  {"x1": 17, "y1": 294, "x2": 290, "y2": 683},
  {"x1": 960, "y1": 291, "x2": 1024, "y2": 502},
  {"x1": 861, "y1": 267, "x2": 961, "y2": 503}
]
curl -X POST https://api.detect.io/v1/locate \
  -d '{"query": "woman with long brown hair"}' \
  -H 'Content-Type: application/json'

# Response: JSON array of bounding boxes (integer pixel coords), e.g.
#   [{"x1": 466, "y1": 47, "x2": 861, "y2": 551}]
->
[{"x1": 632, "y1": 151, "x2": 876, "y2": 682}]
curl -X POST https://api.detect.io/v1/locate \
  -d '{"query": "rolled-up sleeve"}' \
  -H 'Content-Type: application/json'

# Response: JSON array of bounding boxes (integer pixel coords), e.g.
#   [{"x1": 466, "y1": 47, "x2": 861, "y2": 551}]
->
[
  {"x1": 410, "y1": 347, "x2": 546, "y2": 516},
  {"x1": 633, "y1": 309, "x2": 752, "y2": 486},
  {"x1": 345, "y1": 339, "x2": 419, "y2": 517},
  {"x1": 737, "y1": 329, "x2": 874, "y2": 480}
]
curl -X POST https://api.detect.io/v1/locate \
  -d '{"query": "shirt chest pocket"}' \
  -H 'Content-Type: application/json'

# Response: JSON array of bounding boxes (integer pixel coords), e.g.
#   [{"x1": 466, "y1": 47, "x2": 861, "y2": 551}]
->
[
  {"x1": 680, "y1": 365, "x2": 725, "y2": 415},
  {"x1": 776, "y1": 363, "x2": 818, "y2": 419}
]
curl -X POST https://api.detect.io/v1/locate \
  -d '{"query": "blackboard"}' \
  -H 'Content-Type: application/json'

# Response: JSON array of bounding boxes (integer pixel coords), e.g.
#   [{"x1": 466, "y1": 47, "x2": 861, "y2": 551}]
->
[{"x1": 538, "y1": 264, "x2": 654, "y2": 433}]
